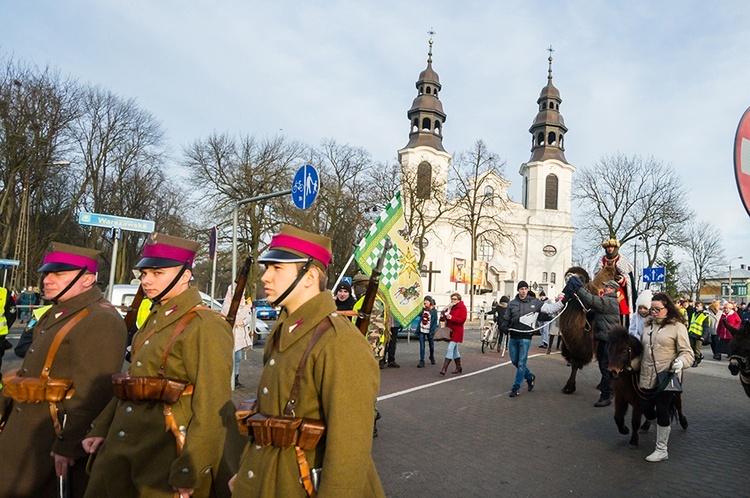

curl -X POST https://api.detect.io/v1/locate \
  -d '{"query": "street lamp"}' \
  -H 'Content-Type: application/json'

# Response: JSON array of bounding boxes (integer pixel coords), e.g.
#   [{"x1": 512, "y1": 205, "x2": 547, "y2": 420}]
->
[{"x1": 729, "y1": 256, "x2": 744, "y2": 299}]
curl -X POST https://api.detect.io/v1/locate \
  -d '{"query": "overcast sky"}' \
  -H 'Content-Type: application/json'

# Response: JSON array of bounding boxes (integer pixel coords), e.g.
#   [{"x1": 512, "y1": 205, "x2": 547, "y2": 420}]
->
[{"x1": 3, "y1": 1, "x2": 750, "y2": 273}]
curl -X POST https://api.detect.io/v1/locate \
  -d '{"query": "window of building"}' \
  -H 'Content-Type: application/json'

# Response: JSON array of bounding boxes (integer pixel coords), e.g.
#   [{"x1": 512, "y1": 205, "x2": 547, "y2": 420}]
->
[
  {"x1": 478, "y1": 238, "x2": 494, "y2": 261},
  {"x1": 483, "y1": 186, "x2": 494, "y2": 206},
  {"x1": 545, "y1": 174, "x2": 558, "y2": 210},
  {"x1": 417, "y1": 161, "x2": 432, "y2": 199},
  {"x1": 548, "y1": 131, "x2": 556, "y2": 146},
  {"x1": 422, "y1": 117, "x2": 431, "y2": 131},
  {"x1": 542, "y1": 272, "x2": 548, "y2": 283},
  {"x1": 550, "y1": 272, "x2": 556, "y2": 284}
]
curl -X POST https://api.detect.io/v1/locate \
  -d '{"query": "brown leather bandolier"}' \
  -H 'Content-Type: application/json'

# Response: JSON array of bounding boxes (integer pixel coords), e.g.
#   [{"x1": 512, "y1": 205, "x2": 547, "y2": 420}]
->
[
  {"x1": 236, "y1": 317, "x2": 331, "y2": 497},
  {"x1": 111, "y1": 306, "x2": 208, "y2": 455},
  {"x1": 1, "y1": 308, "x2": 89, "y2": 435}
]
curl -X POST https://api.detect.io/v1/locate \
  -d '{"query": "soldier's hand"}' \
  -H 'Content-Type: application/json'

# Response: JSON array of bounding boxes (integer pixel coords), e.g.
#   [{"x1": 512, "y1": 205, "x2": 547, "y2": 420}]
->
[
  {"x1": 82, "y1": 436, "x2": 106, "y2": 454},
  {"x1": 51, "y1": 452, "x2": 75, "y2": 478},
  {"x1": 228, "y1": 474, "x2": 237, "y2": 493}
]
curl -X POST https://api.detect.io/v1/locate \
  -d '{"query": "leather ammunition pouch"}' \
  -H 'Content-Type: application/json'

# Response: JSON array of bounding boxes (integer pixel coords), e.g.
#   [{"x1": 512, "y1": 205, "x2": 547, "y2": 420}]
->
[
  {"x1": 1, "y1": 368, "x2": 74, "y2": 403},
  {"x1": 235, "y1": 398, "x2": 258, "y2": 436},
  {"x1": 111, "y1": 373, "x2": 192, "y2": 404},
  {"x1": 244, "y1": 413, "x2": 326, "y2": 451}
]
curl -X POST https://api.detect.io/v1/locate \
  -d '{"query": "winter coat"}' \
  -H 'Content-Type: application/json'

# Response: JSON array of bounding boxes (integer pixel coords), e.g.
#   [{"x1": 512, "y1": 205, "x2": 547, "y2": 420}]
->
[
  {"x1": 442, "y1": 300, "x2": 467, "y2": 343},
  {"x1": 638, "y1": 317, "x2": 694, "y2": 389},
  {"x1": 0, "y1": 287, "x2": 127, "y2": 498},
  {"x1": 574, "y1": 287, "x2": 620, "y2": 341},
  {"x1": 420, "y1": 307, "x2": 439, "y2": 335},
  {"x1": 500, "y1": 294, "x2": 563, "y2": 339},
  {"x1": 86, "y1": 287, "x2": 234, "y2": 498},
  {"x1": 232, "y1": 291, "x2": 384, "y2": 497},
  {"x1": 718, "y1": 310, "x2": 741, "y2": 340}
]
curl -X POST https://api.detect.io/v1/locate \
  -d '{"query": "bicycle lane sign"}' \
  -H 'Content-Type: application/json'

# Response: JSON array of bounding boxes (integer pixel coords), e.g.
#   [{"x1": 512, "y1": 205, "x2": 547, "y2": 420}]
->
[{"x1": 292, "y1": 164, "x2": 320, "y2": 210}]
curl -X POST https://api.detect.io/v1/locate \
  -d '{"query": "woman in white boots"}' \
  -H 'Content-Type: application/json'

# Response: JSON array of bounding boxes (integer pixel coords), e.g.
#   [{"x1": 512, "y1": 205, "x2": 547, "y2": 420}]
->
[{"x1": 638, "y1": 293, "x2": 694, "y2": 462}]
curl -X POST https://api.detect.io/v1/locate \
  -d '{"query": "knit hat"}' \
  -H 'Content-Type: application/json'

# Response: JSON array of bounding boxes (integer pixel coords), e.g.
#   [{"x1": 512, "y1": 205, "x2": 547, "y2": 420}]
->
[
  {"x1": 336, "y1": 281, "x2": 352, "y2": 294},
  {"x1": 499, "y1": 295, "x2": 510, "y2": 304},
  {"x1": 636, "y1": 289, "x2": 653, "y2": 309},
  {"x1": 424, "y1": 295, "x2": 436, "y2": 305},
  {"x1": 517, "y1": 280, "x2": 529, "y2": 290},
  {"x1": 539, "y1": 291, "x2": 546, "y2": 297}
]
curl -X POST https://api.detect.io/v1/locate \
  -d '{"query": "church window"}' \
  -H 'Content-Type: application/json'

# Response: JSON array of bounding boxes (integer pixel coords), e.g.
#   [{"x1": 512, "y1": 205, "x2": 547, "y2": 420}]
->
[
  {"x1": 542, "y1": 272, "x2": 548, "y2": 283},
  {"x1": 551, "y1": 272, "x2": 556, "y2": 284},
  {"x1": 417, "y1": 161, "x2": 432, "y2": 199},
  {"x1": 542, "y1": 102, "x2": 547, "y2": 110},
  {"x1": 483, "y1": 186, "x2": 494, "y2": 206},
  {"x1": 478, "y1": 238, "x2": 494, "y2": 261},
  {"x1": 435, "y1": 120, "x2": 441, "y2": 135},
  {"x1": 426, "y1": 86, "x2": 432, "y2": 94},
  {"x1": 537, "y1": 132, "x2": 545, "y2": 146},
  {"x1": 419, "y1": 85, "x2": 424, "y2": 95},
  {"x1": 545, "y1": 174, "x2": 559, "y2": 210},
  {"x1": 422, "y1": 117, "x2": 431, "y2": 131},
  {"x1": 548, "y1": 132, "x2": 556, "y2": 146},
  {"x1": 559, "y1": 134, "x2": 564, "y2": 148}
]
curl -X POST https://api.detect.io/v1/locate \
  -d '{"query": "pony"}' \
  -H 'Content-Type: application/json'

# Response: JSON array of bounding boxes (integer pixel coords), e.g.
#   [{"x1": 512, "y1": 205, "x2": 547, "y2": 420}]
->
[
  {"x1": 608, "y1": 325, "x2": 688, "y2": 447},
  {"x1": 557, "y1": 265, "x2": 617, "y2": 394},
  {"x1": 723, "y1": 318, "x2": 750, "y2": 399}
]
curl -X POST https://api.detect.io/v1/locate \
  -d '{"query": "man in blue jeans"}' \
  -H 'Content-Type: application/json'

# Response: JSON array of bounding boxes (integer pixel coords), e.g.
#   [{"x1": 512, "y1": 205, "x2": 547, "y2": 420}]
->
[{"x1": 500, "y1": 281, "x2": 563, "y2": 397}]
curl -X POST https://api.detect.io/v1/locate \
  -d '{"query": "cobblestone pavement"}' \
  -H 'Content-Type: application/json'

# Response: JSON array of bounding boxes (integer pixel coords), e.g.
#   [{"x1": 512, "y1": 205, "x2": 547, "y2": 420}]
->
[{"x1": 5, "y1": 323, "x2": 749, "y2": 497}]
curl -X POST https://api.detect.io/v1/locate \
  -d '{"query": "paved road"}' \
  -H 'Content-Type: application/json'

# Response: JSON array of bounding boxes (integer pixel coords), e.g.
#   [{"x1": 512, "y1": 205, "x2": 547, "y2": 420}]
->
[{"x1": 4, "y1": 324, "x2": 748, "y2": 497}]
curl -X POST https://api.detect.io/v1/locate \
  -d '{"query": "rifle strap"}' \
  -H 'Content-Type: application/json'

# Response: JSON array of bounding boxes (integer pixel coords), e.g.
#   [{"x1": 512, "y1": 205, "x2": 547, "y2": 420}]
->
[{"x1": 284, "y1": 317, "x2": 332, "y2": 417}]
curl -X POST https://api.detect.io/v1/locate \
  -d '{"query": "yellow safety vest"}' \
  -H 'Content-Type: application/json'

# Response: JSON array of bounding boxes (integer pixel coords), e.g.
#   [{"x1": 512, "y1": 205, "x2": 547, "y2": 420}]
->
[
  {"x1": 689, "y1": 312, "x2": 708, "y2": 337},
  {"x1": 0, "y1": 287, "x2": 8, "y2": 336},
  {"x1": 136, "y1": 299, "x2": 152, "y2": 329}
]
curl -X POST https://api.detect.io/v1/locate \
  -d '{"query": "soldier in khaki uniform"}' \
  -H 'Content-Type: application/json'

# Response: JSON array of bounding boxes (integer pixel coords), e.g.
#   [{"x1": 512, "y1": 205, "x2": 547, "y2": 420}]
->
[
  {"x1": 0, "y1": 243, "x2": 127, "y2": 498},
  {"x1": 231, "y1": 225, "x2": 384, "y2": 497},
  {"x1": 83, "y1": 233, "x2": 234, "y2": 498}
]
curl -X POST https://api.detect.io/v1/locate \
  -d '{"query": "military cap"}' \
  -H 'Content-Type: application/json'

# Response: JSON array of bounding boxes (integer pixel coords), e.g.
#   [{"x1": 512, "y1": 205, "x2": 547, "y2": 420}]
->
[
  {"x1": 602, "y1": 238, "x2": 620, "y2": 248},
  {"x1": 38, "y1": 242, "x2": 100, "y2": 273},
  {"x1": 135, "y1": 233, "x2": 200, "y2": 269},
  {"x1": 352, "y1": 273, "x2": 370, "y2": 284},
  {"x1": 259, "y1": 225, "x2": 332, "y2": 270}
]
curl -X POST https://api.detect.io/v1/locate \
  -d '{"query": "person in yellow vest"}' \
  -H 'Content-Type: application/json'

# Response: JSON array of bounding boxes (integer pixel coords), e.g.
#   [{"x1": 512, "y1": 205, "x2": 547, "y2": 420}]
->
[
  {"x1": 0, "y1": 284, "x2": 18, "y2": 377},
  {"x1": 687, "y1": 301, "x2": 710, "y2": 367},
  {"x1": 0, "y1": 242, "x2": 127, "y2": 498},
  {"x1": 83, "y1": 233, "x2": 234, "y2": 498},
  {"x1": 230, "y1": 225, "x2": 384, "y2": 497}
]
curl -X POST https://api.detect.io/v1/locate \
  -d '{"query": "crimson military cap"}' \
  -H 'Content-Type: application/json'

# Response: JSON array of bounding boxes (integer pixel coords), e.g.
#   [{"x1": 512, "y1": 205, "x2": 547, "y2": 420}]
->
[{"x1": 38, "y1": 242, "x2": 100, "y2": 273}]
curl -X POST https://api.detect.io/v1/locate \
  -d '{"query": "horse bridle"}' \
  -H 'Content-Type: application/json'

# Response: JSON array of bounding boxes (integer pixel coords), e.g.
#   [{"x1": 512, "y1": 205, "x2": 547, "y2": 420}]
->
[{"x1": 728, "y1": 354, "x2": 750, "y2": 386}]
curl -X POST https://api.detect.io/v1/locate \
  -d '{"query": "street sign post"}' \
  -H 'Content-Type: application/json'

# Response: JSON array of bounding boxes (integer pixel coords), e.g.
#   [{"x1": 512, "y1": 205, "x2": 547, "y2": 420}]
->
[
  {"x1": 642, "y1": 267, "x2": 666, "y2": 283},
  {"x1": 292, "y1": 164, "x2": 320, "y2": 210},
  {"x1": 78, "y1": 212, "x2": 155, "y2": 299}
]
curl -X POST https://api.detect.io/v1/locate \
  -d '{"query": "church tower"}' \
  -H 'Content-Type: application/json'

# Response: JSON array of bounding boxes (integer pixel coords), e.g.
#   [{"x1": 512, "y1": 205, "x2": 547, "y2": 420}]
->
[
  {"x1": 398, "y1": 35, "x2": 452, "y2": 203},
  {"x1": 519, "y1": 48, "x2": 575, "y2": 214}
]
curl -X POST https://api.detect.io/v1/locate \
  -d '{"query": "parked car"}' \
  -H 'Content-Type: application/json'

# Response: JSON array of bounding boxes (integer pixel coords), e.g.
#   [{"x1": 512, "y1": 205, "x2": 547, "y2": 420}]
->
[
  {"x1": 253, "y1": 299, "x2": 278, "y2": 320},
  {"x1": 253, "y1": 318, "x2": 270, "y2": 342},
  {"x1": 397, "y1": 315, "x2": 421, "y2": 339}
]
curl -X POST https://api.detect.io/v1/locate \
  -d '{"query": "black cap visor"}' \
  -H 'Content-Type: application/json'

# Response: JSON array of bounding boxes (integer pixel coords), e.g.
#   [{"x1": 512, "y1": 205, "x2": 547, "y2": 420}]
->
[
  {"x1": 135, "y1": 257, "x2": 186, "y2": 269},
  {"x1": 258, "y1": 249, "x2": 309, "y2": 264},
  {"x1": 38, "y1": 262, "x2": 86, "y2": 273}
]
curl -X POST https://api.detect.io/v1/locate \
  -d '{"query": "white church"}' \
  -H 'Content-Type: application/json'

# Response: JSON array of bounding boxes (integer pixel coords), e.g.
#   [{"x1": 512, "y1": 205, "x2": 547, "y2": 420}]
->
[{"x1": 398, "y1": 41, "x2": 575, "y2": 309}]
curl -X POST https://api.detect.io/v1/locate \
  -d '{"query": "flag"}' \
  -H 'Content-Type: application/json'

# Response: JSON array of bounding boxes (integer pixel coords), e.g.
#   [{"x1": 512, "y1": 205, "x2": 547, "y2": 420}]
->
[
  {"x1": 354, "y1": 190, "x2": 423, "y2": 327},
  {"x1": 209, "y1": 226, "x2": 217, "y2": 260}
]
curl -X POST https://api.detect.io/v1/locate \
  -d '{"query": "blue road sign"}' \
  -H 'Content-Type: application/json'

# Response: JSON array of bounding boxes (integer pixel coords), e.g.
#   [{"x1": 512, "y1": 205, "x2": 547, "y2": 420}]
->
[
  {"x1": 78, "y1": 212, "x2": 155, "y2": 233},
  {"x1": 643, "y1": 267, "x2": 666, "y2": 283},
  {"x1": 292, "y1": 164, "x2": 320, "y2": 210},
  {"x1": 341, "y1": 276, "x2": 352, "y2": 286},
  {"x1": 0, "y1": 259, "x2": 20, "y2": 267}
]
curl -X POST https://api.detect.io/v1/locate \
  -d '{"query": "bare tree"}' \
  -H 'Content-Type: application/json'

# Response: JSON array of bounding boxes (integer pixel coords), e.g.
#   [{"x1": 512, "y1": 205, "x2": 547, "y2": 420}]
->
[
  {"x1": 448, "y1": 140, "x2": 512, "y2": 316},
  {"x1": 574, "y1": 153, "x2": 690, "y2": 266},
  {"x1": 681, "y1": 219, "x2": 725, "y2": 299}
]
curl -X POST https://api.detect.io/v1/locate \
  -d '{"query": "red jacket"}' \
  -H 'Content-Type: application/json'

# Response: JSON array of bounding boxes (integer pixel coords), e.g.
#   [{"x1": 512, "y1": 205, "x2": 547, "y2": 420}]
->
[
  {"x1": 718, "y1": 311, "x2": 741, "y2": 340},
  {"x1": 442, "y1": 300, "x2": 467, "y2": 343}
]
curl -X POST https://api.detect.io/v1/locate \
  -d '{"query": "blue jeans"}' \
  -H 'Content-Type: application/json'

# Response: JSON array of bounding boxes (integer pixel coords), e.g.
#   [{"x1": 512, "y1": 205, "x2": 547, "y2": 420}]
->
[
  {"x1": 509, "y1": 337, "x2": 533, "y2": 390},
  {"x1": 418, "y1": 332, "x2": 435, "y2": 361}
]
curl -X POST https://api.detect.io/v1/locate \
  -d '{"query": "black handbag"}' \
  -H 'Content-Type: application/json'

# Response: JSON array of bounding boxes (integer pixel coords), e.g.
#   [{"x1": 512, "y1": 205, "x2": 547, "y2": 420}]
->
[{"x1": 656, "y1": 371, "x2": 683, "y2": 393}]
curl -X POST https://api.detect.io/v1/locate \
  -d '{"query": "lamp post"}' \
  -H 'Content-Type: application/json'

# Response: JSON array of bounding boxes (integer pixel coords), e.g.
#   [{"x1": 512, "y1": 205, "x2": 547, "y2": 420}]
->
[{"x1": 729, "y1": 256, "x2": 744, "y2": 299}]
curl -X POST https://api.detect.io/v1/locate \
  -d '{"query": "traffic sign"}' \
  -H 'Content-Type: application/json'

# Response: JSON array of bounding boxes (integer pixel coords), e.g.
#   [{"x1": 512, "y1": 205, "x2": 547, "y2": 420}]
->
[
  {"x1": 292, "y1": 164, "x2": 320, "y2": 210},
  {"x1": 734, "y1": 106, "x2": 750, "y2": 218},
  {"x1": 78, "y1": 212, "x2": 155, "y2": 233},
  {"x1": 643, "y1": 267, "x2": 666, "y2": 283},
  {"x1": 0, "y1": 259, "x2": 20, "y2": 267}
]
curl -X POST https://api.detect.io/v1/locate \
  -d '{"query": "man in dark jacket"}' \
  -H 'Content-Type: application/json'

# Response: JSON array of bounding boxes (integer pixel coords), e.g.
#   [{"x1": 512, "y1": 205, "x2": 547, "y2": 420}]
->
[
  {"x1": 573, "y1": 279, "x2": 620, "y2": 407},
  {"x1": 500, "y1": 282, "x2": 563, "y2": 398}
]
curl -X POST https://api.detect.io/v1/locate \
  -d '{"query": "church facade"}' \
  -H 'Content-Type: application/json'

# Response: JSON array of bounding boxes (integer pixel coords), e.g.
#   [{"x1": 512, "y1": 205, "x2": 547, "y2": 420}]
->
[{"x1": 398, "y1": 41, "x2": 575, "y2": 310}]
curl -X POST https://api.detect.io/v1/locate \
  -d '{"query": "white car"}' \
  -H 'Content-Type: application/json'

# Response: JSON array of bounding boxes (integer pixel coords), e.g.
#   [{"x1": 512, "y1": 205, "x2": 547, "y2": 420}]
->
[{"x1": 108, "y1": 284, "x2": 270, "y2": 340}]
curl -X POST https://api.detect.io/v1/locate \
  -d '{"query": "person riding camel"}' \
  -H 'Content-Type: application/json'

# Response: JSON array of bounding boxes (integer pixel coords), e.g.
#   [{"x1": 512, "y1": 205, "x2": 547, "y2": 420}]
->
[{"x1": 595, "y1": 238, "x2": 635, "y2": 328}]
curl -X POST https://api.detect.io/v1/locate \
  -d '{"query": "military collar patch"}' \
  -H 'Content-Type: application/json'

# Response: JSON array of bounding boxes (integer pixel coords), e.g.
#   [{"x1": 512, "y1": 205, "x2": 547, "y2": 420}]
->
[
  {"x1": 288, "y1": 319, "x2": 304, "y2": 333},
  {"x1": 165, "y1": 305, "x2": 178, "y2": 316}
]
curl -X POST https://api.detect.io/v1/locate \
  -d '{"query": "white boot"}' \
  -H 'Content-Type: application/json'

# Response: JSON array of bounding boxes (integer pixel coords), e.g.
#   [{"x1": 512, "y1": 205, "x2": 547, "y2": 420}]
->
[{"x1": 645, "y1": 425, "x2": 670, "y2": 462}]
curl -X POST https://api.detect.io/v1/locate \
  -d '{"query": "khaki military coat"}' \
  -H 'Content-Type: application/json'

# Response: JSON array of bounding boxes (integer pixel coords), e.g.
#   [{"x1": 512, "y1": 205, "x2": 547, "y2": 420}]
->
[
  {"x1": 85, "y1": 287, "x2": 234, "y2": 498},
  {"x1": 232, "y1": 292, "x2": 385, "y2": 497},
  {"x1": 0, "y1": 287, "x2": 127, "y2": 498}
]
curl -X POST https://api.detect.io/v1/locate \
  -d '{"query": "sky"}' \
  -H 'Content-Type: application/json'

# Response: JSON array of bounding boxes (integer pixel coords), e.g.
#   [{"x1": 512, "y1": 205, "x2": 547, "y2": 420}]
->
[{"x1": 3, "y1": 0, "x2": 750, "y2": 274}]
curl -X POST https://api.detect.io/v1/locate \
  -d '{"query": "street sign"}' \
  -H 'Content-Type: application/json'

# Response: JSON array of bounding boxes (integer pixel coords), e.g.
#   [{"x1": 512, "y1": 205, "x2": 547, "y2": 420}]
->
[
  {"x1": 292, "y1": 164, "x2": 320, "y2": 210},
  {"x1": 734, "y1": 106, "x2": 750, "y2": 218},
  {"x1": 643, "y1": 267, "x2": 666, "y2": 283},
  {"x1": 78, "y1": 212, "x2": 155, "y2": 233},
  {"x1": 0, "y1": 259, "x2": 20, "y2": 267}
]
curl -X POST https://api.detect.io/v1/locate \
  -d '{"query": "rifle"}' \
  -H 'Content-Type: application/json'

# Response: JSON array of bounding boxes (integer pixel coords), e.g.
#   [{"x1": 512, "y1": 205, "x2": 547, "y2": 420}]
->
[
  {"x1": 355, "y1": 238, "x2": 393, "y2": 335},
  {"x1": 226, "y1": 255, "x2": 253, "y2": 328}
]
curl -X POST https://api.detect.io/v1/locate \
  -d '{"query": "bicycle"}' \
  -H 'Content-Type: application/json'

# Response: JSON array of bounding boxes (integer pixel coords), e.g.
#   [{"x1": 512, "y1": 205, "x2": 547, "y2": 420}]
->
[{"x1": 481, "y1": 322, "x2": 499, "y2": 353}]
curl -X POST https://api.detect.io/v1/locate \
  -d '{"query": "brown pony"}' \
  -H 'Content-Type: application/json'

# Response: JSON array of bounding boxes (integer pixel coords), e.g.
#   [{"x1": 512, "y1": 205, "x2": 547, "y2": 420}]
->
[
  {"x1": 608, "y1": 326, "x2": 688, "y2": 447},
  {"x1": 723, "y1": 318, "x2": 750, "y2": 399},
  {"x1": 557, "y1": 265, "x2": 617, "y2": 393}
]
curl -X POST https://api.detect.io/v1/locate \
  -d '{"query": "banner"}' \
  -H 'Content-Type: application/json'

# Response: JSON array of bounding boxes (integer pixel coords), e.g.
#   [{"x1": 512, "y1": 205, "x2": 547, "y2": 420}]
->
[
  {"x1": 353, "y1": 190, "x2": 423, "y2": 327},
  {"x1": 450, "y1": 258, "x2": 487, "y2": 285},
  {"x1": 209, "y1": 226, "x2": 217, "y2": 260}
]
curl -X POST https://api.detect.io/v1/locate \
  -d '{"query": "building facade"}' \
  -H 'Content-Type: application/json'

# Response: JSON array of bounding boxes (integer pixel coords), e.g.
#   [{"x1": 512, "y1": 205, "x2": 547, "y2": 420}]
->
[{"x1": 398, "y1": 42, "x2": 575, "y2": 310}]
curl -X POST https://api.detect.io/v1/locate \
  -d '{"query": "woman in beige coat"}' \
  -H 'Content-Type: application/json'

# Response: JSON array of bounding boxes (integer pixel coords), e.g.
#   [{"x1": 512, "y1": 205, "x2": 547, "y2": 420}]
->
[{"x1": 638, "y1": 293, "x2": 694, "y2": 463}]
